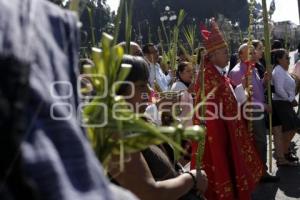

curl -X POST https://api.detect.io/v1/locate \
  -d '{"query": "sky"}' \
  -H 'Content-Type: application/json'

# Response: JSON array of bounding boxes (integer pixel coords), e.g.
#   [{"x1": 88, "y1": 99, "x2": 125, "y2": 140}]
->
[
  {"x1": 106, "y1": 0, "x2": 300, "y2": 25},
  {"x1": 257, "y1": 0, "x2": 299, "y2": 24}
]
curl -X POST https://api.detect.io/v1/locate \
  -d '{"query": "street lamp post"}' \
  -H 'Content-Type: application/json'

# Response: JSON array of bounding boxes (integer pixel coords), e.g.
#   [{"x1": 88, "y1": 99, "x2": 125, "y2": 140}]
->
[
  {"x1": 160, "y1": 6, "x2": 177, "y2": 24},
  {"x1": 160, "y1": 5, "x2": 177, "y2": 46},
  {"x1": 137, "y1": 19, "x2": 149, "y2": 45},
  {"x1": 137, "y1": 22, "x2": 143, "y2": 46},
  {"x1": 232, "y1": 21, "x2": 240, "y2": 51}
]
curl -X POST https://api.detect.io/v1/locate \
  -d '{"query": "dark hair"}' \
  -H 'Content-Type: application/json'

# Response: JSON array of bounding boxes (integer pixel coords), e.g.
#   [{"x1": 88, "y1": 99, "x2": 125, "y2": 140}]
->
[
  {"x1": 252, "y1": 40, "x2": 262, "y2": 49},
  {"x1": 117, "y1": 41, "x2": 144, "y2": 57},
  {"x1": 117, "y1": 55, "x2": 149, "y2": 95},
  {"x1": 242, "y1": 38, "x2": 249, "y2": 43},
  {"x1": 176, "y1": 62, "x2": 190, "y2": 80},
  {"x1": 178, "y1": 48, "x2": 185, "y2": 56},
  {"x1": 176, "y1": 62, "x2": 191, "y2": 87},
  {"x1": 142, "y1": 43, "x2": 155, "y2": 55},
  {"x1": 297, "y1": 42, "x2": 300, "y2": 53},
  {"x1": 271, "y1": 48, "x2": 287, "y2": 66},
  {"x1": 229, "y1": 53, "x2": 238, "y2": 72},
  {"x1": 79, "y1": 58, "x2": 94, "y2": 74},
  {"x1": 271, "y1": 40, "x2": 283, "y2": 50}
]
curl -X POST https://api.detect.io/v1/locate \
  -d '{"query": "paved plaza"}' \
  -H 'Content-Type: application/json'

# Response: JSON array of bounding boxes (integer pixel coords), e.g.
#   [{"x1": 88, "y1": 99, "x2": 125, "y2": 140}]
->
[{"x1": 253, "y1": 51, "x2": 300, "y2": 200}]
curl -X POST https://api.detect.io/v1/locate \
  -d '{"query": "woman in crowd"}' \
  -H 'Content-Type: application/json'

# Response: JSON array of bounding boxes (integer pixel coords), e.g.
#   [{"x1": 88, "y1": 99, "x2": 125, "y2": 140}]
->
[
  {"x1": 110, "y1": 55, "x2": 208, "y2": 200},
  {"x1": 170, "y1": 61, "x2": 195, "y2": 166},
  {"x1": 271, "y1": 49, "x2": 300, "y2": 166},
  {"x1": 252, "y1": 40, "x2": 266, "y2": 79},
  {"x1": 171, "y1": 62, "x2": 194, "y2": 126},
  {"x1": 292, "y1": 46, "x2": 300, "y2": 117}
]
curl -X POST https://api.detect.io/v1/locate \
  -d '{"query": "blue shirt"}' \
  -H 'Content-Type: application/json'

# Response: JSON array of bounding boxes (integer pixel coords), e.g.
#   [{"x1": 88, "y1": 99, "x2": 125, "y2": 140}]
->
[{"x1": 0, "y1": 0, "x2": 137, "y2": 199}]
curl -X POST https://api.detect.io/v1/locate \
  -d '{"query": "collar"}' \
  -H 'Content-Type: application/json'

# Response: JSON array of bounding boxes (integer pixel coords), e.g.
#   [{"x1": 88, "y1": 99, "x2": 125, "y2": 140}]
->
[
  {"x1": 214, "y1": 65, "x2": 227, "y2": 76},
  {"x1": 275, "y1": 64, "x2": 288, "y2": 72},
  {"x1": 144, "y1": 58, "x2": 159, "y2": 68}
]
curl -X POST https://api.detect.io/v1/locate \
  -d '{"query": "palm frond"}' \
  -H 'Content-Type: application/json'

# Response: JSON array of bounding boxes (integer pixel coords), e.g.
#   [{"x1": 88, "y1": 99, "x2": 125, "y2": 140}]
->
[
  {"x1": 183, "y1": 25, "x2": 196, "y2": 56},
  {"x1": 82, "y1": 5, "x2": 205, "y2": 172},
  {"x1": 160, "y1": 21, "x2": 170, "y2": 45},
  {"x1": 87, "y1": 7, "x2": 96, "y2": 46},
  {"x1": 69, "y1": 0, "x2": 80, "y2": 12},
  {"x1": 169, "y1": 9, "x2": 186, "y2": 70},
  {"x1": 85, "y1": 32, "x2": 204, "y2": 171},
  {"x1": 262, "y1": 0, "x2": 273, "y2": 173},
  {"x1": 125, "y1": 0, "x2": 134, "y2": 54}
]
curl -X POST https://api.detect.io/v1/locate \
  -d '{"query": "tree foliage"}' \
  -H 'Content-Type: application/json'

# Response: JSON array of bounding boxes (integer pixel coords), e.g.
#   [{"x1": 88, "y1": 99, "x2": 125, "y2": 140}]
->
[
  {"x1": 64, "y1": 0, "x2": 114, "y2": 53},
  {"x1": 131, "y1": 0, "x2": 249, "y2": 44}
]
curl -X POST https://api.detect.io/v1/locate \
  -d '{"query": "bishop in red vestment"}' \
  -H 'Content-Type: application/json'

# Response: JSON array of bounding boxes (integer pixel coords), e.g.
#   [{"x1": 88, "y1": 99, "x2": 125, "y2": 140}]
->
[{"x1": 191, "y1": 19, "x2": 263, "y2": 200}]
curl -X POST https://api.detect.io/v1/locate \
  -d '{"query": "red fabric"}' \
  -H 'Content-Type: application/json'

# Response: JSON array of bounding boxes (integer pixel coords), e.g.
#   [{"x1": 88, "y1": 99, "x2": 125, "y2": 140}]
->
[
  {"x1": 201, "y1": 18, "x2": 228, "y2": 53},
  {"x1": 244, "y1": 61, "x2": 256, "y2": 76},
  {"x1": 200, "y1": 23, "x2": 211, "y2": 40},
  {"x1": 148, "y1": 88, "x2": 158, "y2": 103},
  {"x1": 192, "y1": 63, "x2": 263, "y2": 200}
]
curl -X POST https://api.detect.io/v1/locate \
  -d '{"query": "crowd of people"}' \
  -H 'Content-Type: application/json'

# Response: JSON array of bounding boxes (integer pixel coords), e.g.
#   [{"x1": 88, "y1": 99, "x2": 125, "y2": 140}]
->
[{"x1": 108, "y1": 19, "x2": 300, "y2": 200}]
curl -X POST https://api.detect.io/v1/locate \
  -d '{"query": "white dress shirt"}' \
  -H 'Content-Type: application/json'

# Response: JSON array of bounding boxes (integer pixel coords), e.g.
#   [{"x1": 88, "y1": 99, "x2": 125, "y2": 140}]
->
[
  {"x1": 214, "y1": 65, "x2": 228, "y2": 76},
  {"x1": 171, "y1": 81, "x2": 193, "y2": 126},
  {"x1": 272, "y1": 65, "x2": 296, "y2": 102},
  {"x1": 214, "y1": 65, "x2": 247, "y2": 104},
  {"x1": 148, "y1": 63, "x2": 172, "y2": 92},
  {"x1": 144, "y1": 103, "x2": 162, "y2": 126}
]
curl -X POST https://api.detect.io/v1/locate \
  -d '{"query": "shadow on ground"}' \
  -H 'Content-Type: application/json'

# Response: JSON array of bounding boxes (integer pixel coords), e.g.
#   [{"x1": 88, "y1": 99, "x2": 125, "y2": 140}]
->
[
  {"x1": 276, "y1": 166, "x2": 300, "y2": 199},
  {"x1": 252, "y1": 135, "x2": 300, "y2": 200},
  {"x1": 252, "y1": 180, "x2": 278, "y2": 200},
  {"x1": 252, "y1": 166, "x2": 300, "y2": 200}
]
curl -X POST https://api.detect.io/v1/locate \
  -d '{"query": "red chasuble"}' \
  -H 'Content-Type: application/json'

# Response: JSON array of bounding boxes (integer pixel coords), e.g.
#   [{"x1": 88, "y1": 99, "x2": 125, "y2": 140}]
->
[{"x1": 191, "y1": 62, "x2": 263, "y2": 200}]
